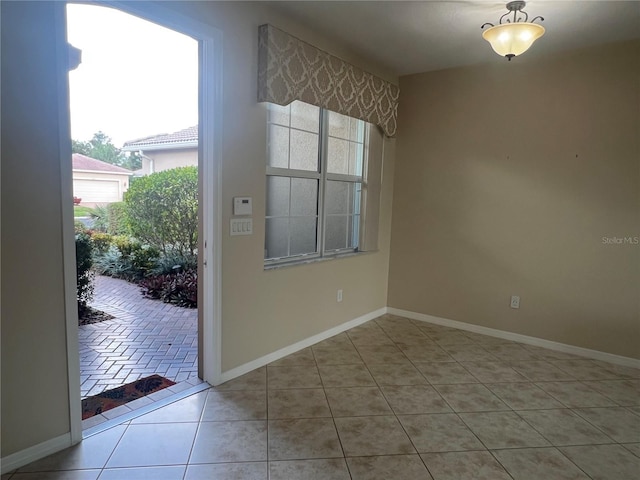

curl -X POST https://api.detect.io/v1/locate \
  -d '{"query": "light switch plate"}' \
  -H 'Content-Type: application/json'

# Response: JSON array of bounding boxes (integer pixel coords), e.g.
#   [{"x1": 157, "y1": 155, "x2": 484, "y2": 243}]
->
[{"x1": 230, "y1": 218, "x2": 253, "y2": 236}]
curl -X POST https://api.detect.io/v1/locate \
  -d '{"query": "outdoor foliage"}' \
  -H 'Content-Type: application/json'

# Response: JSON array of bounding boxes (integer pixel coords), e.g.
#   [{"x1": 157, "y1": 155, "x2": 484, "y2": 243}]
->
[
  {"x1": 124, "y1": 167, "x2": 198, "y2": 256},
  {"x1": 106, "y1": 202, "x2": 129, "y2": 236},
  {"x1": 73, "y1": 131, "x2": 141, "y2": 170},
  {"x1": 150, "y1": 252, "x2": 198, "y2": 276},
  {"x1": 92, "y1": 236, "x2": 160, "y2": 282},
  {"x1": 90, "y1": 232, "x2": 113, "y2": 254},
  {"x1": 75, "y1": 231, "x2": 95, "y2": 317},
  {"x1": 140, "y1": 268, "x2": 197, "y2": 308},
  {"x1": 88, "y1": 227, "x2": 198, "y2": 309},
  {"x1": 89, "y1": 205, "x2": 109, "y2": 232},
  {"x1": 90, "y1": 203, "x2": 130, "y2": 236}
]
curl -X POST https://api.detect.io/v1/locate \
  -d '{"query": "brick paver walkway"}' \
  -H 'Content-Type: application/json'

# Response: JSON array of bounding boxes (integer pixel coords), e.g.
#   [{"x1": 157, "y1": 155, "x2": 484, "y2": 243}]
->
[{"x1": 79, "y1": 275, "x2": 198, "y2": 399}]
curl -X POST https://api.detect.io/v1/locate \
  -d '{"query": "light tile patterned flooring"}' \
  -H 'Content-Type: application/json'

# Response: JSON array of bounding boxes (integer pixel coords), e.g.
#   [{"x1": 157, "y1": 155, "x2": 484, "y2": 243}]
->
[
  {"x1": 7, "y1": 314, "x2": 639, "y2": 479},
  {"x1": 80, "y1": 275, "x2": 198, "y2": 399}
]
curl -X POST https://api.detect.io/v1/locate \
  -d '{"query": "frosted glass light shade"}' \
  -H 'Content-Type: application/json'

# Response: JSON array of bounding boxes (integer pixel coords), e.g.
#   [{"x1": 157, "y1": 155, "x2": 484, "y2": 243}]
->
[{"x1": 482, "y1": 22, "x2": 545, "y2": 59}]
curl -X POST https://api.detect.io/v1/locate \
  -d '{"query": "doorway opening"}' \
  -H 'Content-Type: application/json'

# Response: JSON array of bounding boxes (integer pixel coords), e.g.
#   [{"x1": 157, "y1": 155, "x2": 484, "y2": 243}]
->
[{"x1": 64, "y1": 3, "x2": 220, "y2": 433}]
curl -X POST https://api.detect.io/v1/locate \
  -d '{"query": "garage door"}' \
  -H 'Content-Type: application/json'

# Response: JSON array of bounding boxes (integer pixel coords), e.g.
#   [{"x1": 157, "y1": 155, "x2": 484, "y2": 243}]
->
[{"x1": 73, "y1": 179, "x2": 120, "y2": 204}]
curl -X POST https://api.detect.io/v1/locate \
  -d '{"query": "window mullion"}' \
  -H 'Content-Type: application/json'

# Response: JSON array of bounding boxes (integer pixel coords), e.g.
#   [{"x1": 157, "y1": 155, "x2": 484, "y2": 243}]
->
[
  {"x1": 267, "y1": 166, "x2": 321, "y2": 179},
  {"x1": 318, "y1": 108, "x2": 328, "y2": 257},
  {"x1": 326, "y1": 173, "x2": 362, "y2": 183}
]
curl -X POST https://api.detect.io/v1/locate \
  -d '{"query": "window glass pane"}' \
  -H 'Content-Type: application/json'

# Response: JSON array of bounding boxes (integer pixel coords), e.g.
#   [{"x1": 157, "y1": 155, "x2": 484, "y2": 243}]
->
[
  {"x1": 349, "y1": 117, "x2": 365, "y2": 142},
  {"x1": 328, "y1": 110, "x2": 350, "y2": 139},
  {"x1": 327, "y1": 137, "x2": 349, "y2": 174},
  {"x1": 290, "y1": 129, "x2": 319, "y2": 171},
  {"x1": 325, "y1": 215, "x2": 348, "y2": 251},
  {"x1": 349, "y1": 214, "x2": 360, "y2": 249},
  {"x1": 348, "y1": 141, "x2": 364, "y2": 176},
  {"x1": 290, "y1": 217, "x2": 318, "y2": 256},
  {"x1": 265, "y1": 217, "x2": 289, "y2": 259},
  {"x1": 266, "y1": 176, "x2": 290, "y2": 217},
  {"x1": 290, "y1": 178, "x2": 318, "y2": 216},
  {"x1": 291, "y1": 101, "x2": 320, "y2": 133},
  {"x1": 268, "y1": 124, "x2": 289, "y2": 168},
  {"x1": 326, "y1": 180, "x2": 349, "y2": 215},
  {"x1": 269, "y1": 103, "x2": 290, "y2": 127},
  {"x1": 353, "y1": 182, "x2": 362, "y2": 215}
]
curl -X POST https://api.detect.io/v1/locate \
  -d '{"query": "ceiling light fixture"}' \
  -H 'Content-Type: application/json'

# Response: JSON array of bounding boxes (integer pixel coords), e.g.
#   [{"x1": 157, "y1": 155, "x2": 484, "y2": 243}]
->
[{"x1": 481, "y1": 1, "x2": 545, "y2": 61}]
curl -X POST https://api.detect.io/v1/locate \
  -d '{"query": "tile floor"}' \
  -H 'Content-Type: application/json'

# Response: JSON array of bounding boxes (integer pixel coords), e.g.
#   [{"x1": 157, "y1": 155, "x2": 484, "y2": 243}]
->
[{"x1": 6, "y1": 314, "x2": 640, "y2": 479}]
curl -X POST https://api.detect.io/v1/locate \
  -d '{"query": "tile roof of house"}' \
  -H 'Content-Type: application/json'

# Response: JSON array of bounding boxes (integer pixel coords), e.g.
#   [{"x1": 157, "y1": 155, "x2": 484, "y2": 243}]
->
[
  {"x1": 123, "y1": 125, "x2": 198, "y2": 149},
  {"x1": 72, "y1": 153, "x2": 132, "y2": 174}
]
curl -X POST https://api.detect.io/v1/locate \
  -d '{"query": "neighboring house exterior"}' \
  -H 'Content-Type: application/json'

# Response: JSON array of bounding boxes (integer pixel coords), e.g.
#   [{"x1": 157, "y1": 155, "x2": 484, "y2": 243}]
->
[
  {"x1": 72, "y1": 153, "x2": 131, "y2": 206},
  {"x1": 122, "y1": 125, "x2": 197, "y2": 175}
]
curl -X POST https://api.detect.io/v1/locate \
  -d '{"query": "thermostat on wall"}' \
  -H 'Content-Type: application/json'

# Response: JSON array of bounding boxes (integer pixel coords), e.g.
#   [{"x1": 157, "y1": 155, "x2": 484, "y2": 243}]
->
[{"x1": 233, "y1": 196, "x2": 252, "y2": 216}]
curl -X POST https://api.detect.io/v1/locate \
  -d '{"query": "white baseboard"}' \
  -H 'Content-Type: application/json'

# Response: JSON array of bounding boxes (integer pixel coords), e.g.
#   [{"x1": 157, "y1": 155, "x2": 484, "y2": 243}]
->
[
  {"x1": 217, "y1": 307, "x2": 388, "y2": 384},
  {"x1": 388, "y1": 308, "x2": 640, "y2": 368},
  {"x1": 1, "y1": 433, "x2": 72, "y2": 475}
]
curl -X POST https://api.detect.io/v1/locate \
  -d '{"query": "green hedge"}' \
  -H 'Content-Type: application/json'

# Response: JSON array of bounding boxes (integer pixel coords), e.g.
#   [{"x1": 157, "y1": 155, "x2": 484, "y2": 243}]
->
[{"x1": 124, "y1": 167, "x2": 198, "y2": 256}]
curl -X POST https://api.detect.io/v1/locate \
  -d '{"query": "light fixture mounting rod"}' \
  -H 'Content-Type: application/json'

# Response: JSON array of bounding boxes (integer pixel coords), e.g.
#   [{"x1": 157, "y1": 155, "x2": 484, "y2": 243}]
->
[{"x1": 506, "y1": 1, "x2": 526, "y2": 12}]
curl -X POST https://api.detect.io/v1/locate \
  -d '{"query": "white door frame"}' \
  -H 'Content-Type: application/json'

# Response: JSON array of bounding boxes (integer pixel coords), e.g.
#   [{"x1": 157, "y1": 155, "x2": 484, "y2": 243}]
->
[{"x1": 59, "y1": 1, "x2": 223, "y2": 444}]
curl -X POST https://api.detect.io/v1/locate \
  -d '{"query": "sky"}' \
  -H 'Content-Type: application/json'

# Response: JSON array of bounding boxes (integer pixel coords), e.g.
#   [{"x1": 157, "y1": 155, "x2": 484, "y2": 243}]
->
[{"x1": 66, "y1": 4, "x2": 198, "y2": 148}]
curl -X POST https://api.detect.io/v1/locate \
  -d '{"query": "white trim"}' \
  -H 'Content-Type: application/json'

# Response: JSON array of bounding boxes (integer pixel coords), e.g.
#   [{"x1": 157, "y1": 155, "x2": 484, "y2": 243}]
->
[
  {"x1": 122, "y1": 141, "x2": 198, "y2": 152},
  {"x1": 199, "y1": 33, "x2": 224, "y2": 386},
  {"x1": 56, "y1": 1, "x2": 83, "y2": 446},
  {"x1": 72, "y1": 169, "x2": 131, "y2": 176},
  {"x1": 104, "y1": 0, "x2": 224, "y2": 387},
  {"x1": 388, "y1": 308, "x2": 640, "y2": 368},
  {"x1": 1, "y1": 433, "x2": 72, "y2": 475},
  {"x1": 61, "y1": 0, "x2": 224, "y2": 448},
  {"x1": 218, "y1": 307, "x2": 387, "y2": 383}
]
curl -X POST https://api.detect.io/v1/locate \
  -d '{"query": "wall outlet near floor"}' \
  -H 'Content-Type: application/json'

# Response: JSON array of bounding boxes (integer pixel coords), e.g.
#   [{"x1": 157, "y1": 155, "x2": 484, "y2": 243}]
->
[
  {"x1": 337, "y1": 289, "x2": 343, "y2": 302},
  {"x1": 510, "y1": 295, "x2": 520, "y2": 309}
]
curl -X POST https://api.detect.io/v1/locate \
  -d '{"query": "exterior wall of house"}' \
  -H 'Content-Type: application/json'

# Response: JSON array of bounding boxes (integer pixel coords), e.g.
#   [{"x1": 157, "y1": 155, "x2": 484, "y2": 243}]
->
[
  {"x1": 389, "y1": 40, "x2": 640, "y2": 359},
  {"x1": 142, "y1": 147, "x2": 198, "y2": 174},
  {"x1": 1, "y1": 1, "x2": 72, "y2": 458},
  {"x1": 0, "y1": 0, "x2": 396, "y2": 461},
  {"x1": 72, "y1": 171, "x2": 129, "y2": 206}
]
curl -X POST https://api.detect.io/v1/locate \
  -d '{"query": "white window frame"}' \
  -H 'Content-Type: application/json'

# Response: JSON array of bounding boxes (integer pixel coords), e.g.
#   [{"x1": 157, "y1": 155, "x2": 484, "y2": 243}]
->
[{"x1": 265, "y1": 103, "x2": 368, "y2": 266}]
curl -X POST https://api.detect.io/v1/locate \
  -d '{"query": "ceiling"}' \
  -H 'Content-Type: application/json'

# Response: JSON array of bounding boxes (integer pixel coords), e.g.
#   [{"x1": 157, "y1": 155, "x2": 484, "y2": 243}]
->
[{"x1": 268, "y1": 1, "x2": 640, "y2": 76}]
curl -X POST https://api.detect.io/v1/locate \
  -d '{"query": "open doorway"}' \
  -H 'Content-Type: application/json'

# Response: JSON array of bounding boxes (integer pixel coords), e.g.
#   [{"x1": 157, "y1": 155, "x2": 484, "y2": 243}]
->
[{"x1": 65, "y1": 3, "x2": 219, "y2": 432}]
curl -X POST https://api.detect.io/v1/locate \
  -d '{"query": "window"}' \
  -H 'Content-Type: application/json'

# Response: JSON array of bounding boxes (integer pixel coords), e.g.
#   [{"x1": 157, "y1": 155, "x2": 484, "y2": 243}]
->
[{"x1": 265, "y1": 100, "x2": 367, "y2": 265}]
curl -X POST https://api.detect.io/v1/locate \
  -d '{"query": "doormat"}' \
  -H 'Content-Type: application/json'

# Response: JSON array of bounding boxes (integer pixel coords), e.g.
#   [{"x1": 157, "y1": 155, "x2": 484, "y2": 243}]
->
[{"x1": 82, "y1": 374, "x2": 176, "y2": 420}]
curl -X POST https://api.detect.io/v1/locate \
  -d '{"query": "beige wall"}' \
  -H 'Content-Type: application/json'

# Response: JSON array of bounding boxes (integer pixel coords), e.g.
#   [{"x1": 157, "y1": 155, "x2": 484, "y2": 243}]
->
[
  {"x1": 146, "y1": 148, "x2": 198, "y2": 174},
  {"x1": 0, "y1": 0, "x2": 395, "y2": 459},
  {"x1": 389, "y1": 40, "x2": 640, "y2": 359},
  {"x1": 1, "y1": 1, "x2": 72, "y2": 457}
]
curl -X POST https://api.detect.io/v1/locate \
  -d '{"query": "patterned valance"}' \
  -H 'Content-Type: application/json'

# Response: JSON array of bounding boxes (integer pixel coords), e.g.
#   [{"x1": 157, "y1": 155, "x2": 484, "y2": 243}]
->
[{"x1": 258, "y1": 24, "x2": 399, "y2": 137}]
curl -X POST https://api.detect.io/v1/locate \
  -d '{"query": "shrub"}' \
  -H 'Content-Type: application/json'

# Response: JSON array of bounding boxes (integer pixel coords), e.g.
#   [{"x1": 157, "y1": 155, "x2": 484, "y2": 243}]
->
[
  {"x1": 91, "y1": 203, "x2": 129, "y2": 236},
  {"x1": 130, "y1": 244, "x2": 161, "y2": 278},
  {"x1": 75, "y1": 232, "x2": 94, "y2": 318},
  {"x1": 124, "y1": 167, "x2": 198, "y2": 256},
  {"x1": 150, "y1": 252, "x2": 197, "y2": 276},
  {"x1": 90, "y1": 204, "x2": 109, "y2": 232},
  {"x1": 90, "y1": 232, "x2": 113, "y2": 254},
  {"x1": 106, "y1": 202, "x2": 129, "y2": 236},
  {"x1": 140, "y1": 268, "x2": 197, "y2": 308},
  {"x1": 75, "y1": 221, "x2": 88, "y2": 234},
  {"x1": 93, "y1": 238, "x2": 160, "y2": 282},
  {"x1": 93, "y1": 245, "x2": 131, "y2": 279}
]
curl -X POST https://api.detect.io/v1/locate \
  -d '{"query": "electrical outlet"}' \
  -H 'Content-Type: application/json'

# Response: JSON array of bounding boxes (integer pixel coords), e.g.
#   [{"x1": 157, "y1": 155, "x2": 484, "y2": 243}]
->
[
  {"x1": 510, "y1": 295, "x2": 520, "y2": 309},
  {"x1": 337, "y1": 289, "x2": 343, "y2": 302}
]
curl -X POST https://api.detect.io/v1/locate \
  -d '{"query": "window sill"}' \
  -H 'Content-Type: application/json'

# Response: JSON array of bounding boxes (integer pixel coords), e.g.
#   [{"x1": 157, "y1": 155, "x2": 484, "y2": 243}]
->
[{"x1": 264, "y1": 250, "x2": 376, "y2": 271}]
